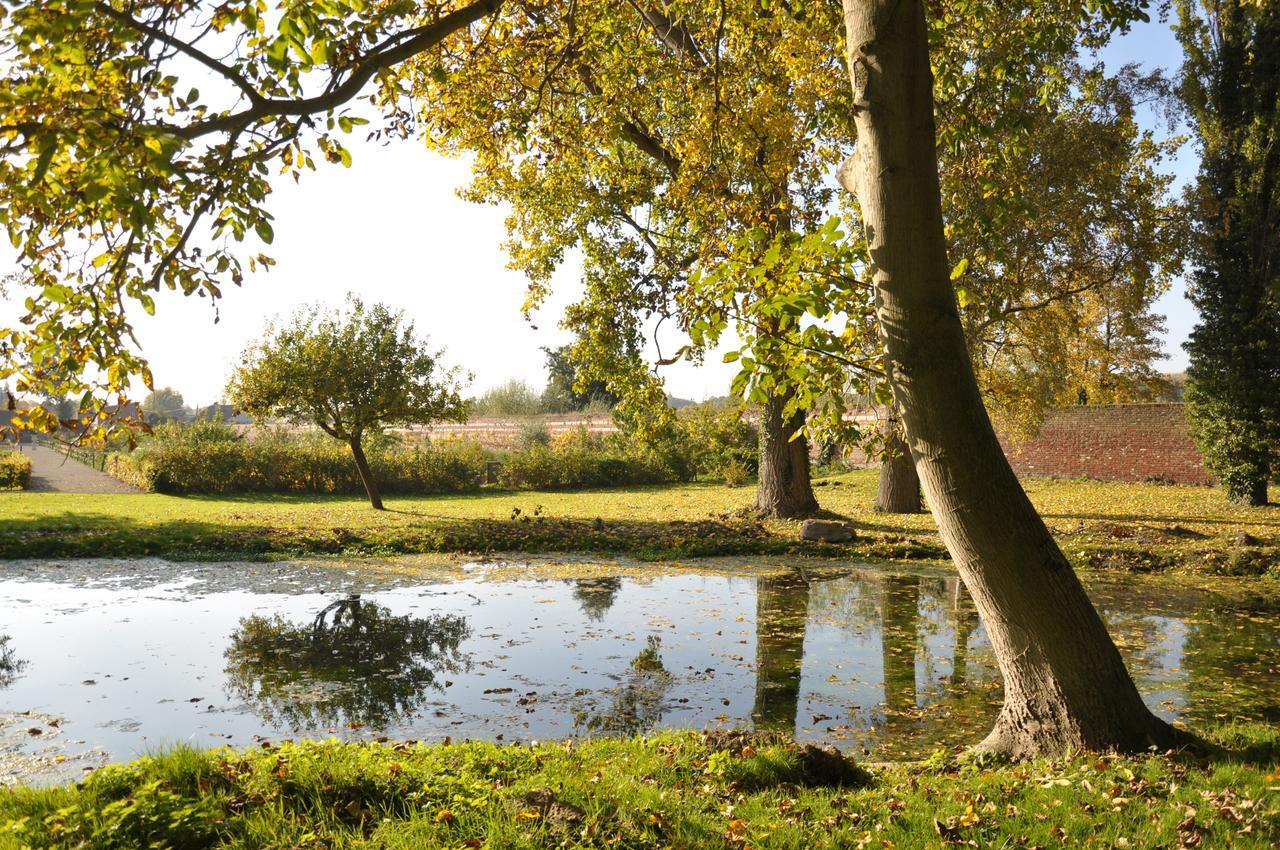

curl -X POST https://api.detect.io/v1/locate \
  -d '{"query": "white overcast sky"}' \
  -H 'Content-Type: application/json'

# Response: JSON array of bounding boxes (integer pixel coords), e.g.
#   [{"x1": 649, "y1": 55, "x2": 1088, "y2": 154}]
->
[{"x1": 1, "y1": 13, "x2": 1195, "y2": 408}]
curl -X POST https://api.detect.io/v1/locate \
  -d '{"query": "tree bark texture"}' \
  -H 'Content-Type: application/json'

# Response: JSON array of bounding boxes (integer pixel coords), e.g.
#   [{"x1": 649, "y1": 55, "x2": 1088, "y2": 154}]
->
[
  {"x1": 755, "y1": 388, "x2": 820, "y2": 518},
  {"x1": 348, "y1": 437, "x2": 385, "y2": 510},
  {"x1": 875, "y1": 419, "x2": 922, "y2": 513},
  {"x1": 838, "y1": 0, "x2": 1185, "y2": 756}
]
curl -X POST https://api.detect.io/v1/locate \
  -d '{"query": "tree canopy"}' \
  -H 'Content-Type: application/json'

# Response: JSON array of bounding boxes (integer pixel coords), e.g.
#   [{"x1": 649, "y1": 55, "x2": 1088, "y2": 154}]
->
[
  {"x1": 1177, "y1": 0, "x2": 1280, "y2": 505},
  {"x1": 0, "y1": 0, "x2": 502, "y2": 440},
  {"x1": 227, "y1": 296, "x2": 467, "y2": 508}
]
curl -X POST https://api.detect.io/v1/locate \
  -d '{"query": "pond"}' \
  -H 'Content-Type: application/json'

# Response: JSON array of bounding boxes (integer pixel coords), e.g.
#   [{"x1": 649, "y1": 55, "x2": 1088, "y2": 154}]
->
[{"x1": 1, "y1": 557, "x2": 1277, "y2": 786}]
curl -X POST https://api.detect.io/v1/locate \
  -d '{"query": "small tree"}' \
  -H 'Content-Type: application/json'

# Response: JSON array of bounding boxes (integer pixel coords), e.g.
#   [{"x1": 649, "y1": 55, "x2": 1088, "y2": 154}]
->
[
  {"x1": 142, "y1": 387, "x2": 189, "y2": 423},
  {"x1": 228, "y1": 298, "x2": 467, "y2": 509}
]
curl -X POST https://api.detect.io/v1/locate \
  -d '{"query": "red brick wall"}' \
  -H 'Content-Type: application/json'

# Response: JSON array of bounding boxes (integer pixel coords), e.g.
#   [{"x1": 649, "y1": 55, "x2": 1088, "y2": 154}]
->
[{"x1": 998, "y1": 404, "x2": 1210, "y2": 485}]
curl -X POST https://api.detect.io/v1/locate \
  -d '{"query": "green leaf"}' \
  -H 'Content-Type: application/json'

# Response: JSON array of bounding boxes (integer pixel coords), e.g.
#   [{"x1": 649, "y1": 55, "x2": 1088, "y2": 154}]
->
[
  {"x1": 30, "y1": 142, "x2": 56, "y2": 186},
  {"x1": 254, "y1": 221, "x2": 275, "y2": 244}
]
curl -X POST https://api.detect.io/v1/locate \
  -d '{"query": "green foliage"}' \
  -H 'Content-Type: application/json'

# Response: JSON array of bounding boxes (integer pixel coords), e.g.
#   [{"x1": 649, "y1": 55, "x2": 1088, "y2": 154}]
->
[
  {"x1": 621, "y1": 402, "x2": 760, "y2": 485},
  {"x1": 2, "y1": 727, "x2": 1276, "y2": 849},
  {"x1": 1186, "y1": 383, "x2": 1277, "y2": 506},
  {"x1": 141, "y1": 386, "x2": 188, "y2": 423},
  {"x1": 472, "y1": 379, "x2": 546, "y2": 417},
  {"x1": 1177, "y1": 0, "x2": 1280, "y2": 505},
  {"x1": 0, "y1": 452, "x2": 32, "y2": 490},
  {"x1": 109, "y1": 427, "x2": 488, "y2": 496},
  {"x1": 228, "y1": 297, "x2": 467, "y2": 442},
  {"x1": 499, "y1": 429, "x2": 670, "y2": 490},
  {"x1": 541, "y1": 345, "x2": 619, "y2": 413},
  {"x1": 516, "y1": 421, "x2": 553, "y2": 450},
  {"x1": 0, "y1": 0, "x2": 500, "y2": 425}
]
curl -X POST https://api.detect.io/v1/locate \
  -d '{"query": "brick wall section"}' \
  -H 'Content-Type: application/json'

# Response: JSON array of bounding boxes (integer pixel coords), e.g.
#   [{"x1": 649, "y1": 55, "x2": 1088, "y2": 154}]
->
[{"x1": 998, "y1": 403, "x2": 1210, "y2": 485}]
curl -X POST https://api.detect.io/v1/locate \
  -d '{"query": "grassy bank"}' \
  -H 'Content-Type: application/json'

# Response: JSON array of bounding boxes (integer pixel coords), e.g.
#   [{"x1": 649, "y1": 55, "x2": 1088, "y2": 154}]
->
[
  {"x1": 0, "y1": 471, "x2": 1277, "y2": 574},
  {"x1": 2, "y1": 726, "x2": 1276, "y2": 848}
]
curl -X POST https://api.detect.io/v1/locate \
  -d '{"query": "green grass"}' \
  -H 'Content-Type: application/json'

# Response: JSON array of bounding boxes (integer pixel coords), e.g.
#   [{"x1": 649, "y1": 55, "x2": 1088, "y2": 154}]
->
[
  {"x1": 1, "y1": 726, "x2": 1276, "y2": 849},
  {"x1": 0, "y1": 471, "x2": 1277, "y2": 573}
]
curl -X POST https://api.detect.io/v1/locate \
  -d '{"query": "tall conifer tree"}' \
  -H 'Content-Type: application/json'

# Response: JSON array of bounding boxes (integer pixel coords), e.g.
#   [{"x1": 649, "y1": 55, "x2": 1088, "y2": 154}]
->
[{"x1": 1178, "y1": 0, "x2": 1280, "y2": 505}]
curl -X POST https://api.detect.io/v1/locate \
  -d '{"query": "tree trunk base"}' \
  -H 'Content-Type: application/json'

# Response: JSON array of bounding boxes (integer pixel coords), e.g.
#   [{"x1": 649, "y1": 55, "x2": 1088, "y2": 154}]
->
[
  {"x1": 972, "y1": 703, "x2": 1201, "y2": 759},
  {"x1": 1228, "y1": 477, "x2": 1269, "y2": 507}
]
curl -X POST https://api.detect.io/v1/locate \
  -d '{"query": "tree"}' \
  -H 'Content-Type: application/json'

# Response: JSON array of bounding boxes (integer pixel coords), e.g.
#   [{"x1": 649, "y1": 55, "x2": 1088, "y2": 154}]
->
[
  {"x1": 227, "y1": 297, "x2": 466, "y2": 510},
  {"x1": 415, "y1": 2, "x2": 1182, "y2": 519},
  {"x1": 541, "y1": 345, "x2": 618, "y2": 413},
  {"x1": 141, "y1": 386, "x2": 188, "y2": 423},
  {"x1": 1177, "y1": 0, "x2": 1280, "y2": 506},
  {"x1": 417, "y1": 0, "x2": 855, "y2": 518},
  {"x1": 471, "y1": 379, "x2": 545, "y2": 417},
  {"x1": 836, "y1": 0, "x2": 1189, "y2": 756},
  {"x1": 0, "y1": 0, "x2": 503, "y2": 441},
  {"x1": 874, "y1": 419, "x2": 921, "y2": 513}
]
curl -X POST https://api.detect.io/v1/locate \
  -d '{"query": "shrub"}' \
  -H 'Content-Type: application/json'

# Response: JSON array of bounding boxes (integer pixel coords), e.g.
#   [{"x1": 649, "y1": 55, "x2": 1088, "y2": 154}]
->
[
  {"x1": 516, "y1": 421, "x2": 552, "y2": 450},
  {"x1": 471, "y1": 380, "x2": 545, "y2": 416},
  {"x1": 498, "y1": 428, "x2": 669, "y2": 489},
  {"x1": 107, "y1": 429, "x2": 488, "y2": 496},
  {"x1": 618, "y1": 402, "x2": 759, "y2": 484},
  {"x1": 0, "y1": 451, "x2": 32, "y2": 489}
]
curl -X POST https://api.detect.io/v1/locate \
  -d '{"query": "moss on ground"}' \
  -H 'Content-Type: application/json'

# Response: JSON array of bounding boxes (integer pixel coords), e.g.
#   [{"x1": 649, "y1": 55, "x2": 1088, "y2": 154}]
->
[
  {"x1": 0, "y1": 471, "x2": 1276, "y2": 577},
  {"x1": 1, "y1": 725, "x2": 1276, "y2": 849}
]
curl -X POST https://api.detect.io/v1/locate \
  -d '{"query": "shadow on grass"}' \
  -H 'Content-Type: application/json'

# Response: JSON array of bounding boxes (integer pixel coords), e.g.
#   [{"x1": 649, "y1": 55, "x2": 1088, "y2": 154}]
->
[{"x1": 0, "y1": 507, "x2": 927, "y2": 562}]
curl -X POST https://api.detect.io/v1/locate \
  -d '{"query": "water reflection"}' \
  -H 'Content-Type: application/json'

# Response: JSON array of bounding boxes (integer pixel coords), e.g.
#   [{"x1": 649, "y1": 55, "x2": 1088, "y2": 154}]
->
[
  {"x1": 0, "y1": 635, "x2": 24, "y2": 689},
  {"x1": 574, "y1": 577, "x2": 622, "y2": 622},
  {"x1": 753, "y1": 574, "x2": 809, "y2": 733},
  {"x1": 575, "y1": 636, "x2": 673, "y2": 735},
  {"x1": 223, "y1": 595, "x2": 471, "y2": 729},
  {"x1": 1, "y1": 561, "x2": 1278, "y2": 785}
]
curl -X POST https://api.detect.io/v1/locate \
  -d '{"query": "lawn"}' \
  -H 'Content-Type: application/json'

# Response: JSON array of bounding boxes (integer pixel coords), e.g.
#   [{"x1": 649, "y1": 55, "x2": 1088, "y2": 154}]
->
[
  {"x1": 0, "y1": 470, "x2": 1277, "y2": 573},
  {"x1": 1, "y1": 726, "x2": 1276, "y2": 849}
]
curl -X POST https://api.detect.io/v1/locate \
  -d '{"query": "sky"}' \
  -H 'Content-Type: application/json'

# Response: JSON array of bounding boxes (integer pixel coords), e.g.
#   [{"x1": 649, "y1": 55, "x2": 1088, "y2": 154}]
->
[{"x1": 1, "y1": 11, "x2": 1197, "y2": 409}]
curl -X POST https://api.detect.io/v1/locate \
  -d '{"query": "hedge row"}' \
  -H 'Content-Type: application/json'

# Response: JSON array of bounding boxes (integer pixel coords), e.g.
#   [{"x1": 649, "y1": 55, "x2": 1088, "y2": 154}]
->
[
  {"x1": 0, "y1": 452, "x2": 32, "y2": 490},
  {"x1": 108, "y1": 440, "x2": 488, "y2": 496},
  {"x1": 496, "y1": 443, "x2": 671, "y2": 489},
  {"x1": 97, "y1": 406, "x2": 761, "y2": 496}
]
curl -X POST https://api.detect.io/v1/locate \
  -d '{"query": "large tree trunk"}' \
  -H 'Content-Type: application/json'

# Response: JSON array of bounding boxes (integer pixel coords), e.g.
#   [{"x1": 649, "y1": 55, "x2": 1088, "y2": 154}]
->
[
  {"x1": 838, "y1": 0, "x2": 1186, "y2": 757},
  {"x1": 348, "y1": 437, "x2": 385, "y2": 510},
  {"x1": 752, "y1": 573, "x2": 810, "y2": 733},
  {"x1": 875, "y1": 418, "x2": 922, "y2": 513},
  {"x1": 755, "y1": 388, "x2": 819, "y2": 518}
]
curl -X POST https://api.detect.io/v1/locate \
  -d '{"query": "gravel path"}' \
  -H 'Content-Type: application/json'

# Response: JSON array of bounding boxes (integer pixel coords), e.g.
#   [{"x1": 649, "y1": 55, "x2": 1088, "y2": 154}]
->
[{"x1": 16, "y1": 444, "x2": 142, "y2": 494}]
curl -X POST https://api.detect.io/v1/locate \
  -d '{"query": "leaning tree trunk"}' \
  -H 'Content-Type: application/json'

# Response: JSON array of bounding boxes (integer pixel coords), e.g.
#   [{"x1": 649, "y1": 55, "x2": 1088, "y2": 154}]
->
[
  {"x1": 348, "y1": 437, "x2": 385, "y2": 510},
  {"x1": 875, "y1": 417, "x2": 922, "y2": 513},
  {"x1": 838, "y1": 0, "x2": 1186, "y2": 757},
  {"x1": 755, "y1": 388, "x2": 820, "y2": 518}
]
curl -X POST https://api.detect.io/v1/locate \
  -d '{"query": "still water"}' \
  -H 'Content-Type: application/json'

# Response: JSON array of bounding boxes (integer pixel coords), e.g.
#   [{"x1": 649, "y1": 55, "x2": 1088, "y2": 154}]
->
[{"x1": 1, "y1": 558, "x2": 1277, "y2": 785}]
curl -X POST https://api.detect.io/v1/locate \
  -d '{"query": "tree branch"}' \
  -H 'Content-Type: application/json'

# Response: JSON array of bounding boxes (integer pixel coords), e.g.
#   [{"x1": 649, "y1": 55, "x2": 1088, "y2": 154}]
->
[{"x1": 168, "y1": 0, "x2": 504, "y2": 141}]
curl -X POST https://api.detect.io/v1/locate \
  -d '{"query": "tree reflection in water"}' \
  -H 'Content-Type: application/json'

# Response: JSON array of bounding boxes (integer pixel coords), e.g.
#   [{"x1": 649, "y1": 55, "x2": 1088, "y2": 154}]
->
[
  {"x1": 0, "y1": 634, "x2": 25, "y2": 689},
  {"x1": 224, "y1": 595, "x2": 471, "y2": 729},
  {"x1": 752, "y1": 573, "x2": 810, "y2": 735},
  {"x1": 574, "y1": 635, "x2": 673, "y2": 735},
  {"x1": 574, "y1": 577, "x2": 623, "y2": 622}
]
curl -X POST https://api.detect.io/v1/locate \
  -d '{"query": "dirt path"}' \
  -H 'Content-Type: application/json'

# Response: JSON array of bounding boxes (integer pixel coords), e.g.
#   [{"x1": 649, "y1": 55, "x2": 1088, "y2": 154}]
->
[{"x1": 16, "y1": 444, "x2": 142, "y2": 494}]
